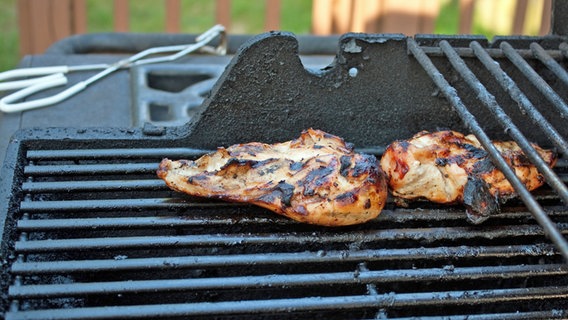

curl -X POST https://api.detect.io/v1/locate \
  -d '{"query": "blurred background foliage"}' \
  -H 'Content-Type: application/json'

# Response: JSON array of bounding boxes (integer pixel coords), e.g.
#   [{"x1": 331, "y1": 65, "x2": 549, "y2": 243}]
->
[{"x1": 0, "y1": 0, "x2": 548, "y2": 71}]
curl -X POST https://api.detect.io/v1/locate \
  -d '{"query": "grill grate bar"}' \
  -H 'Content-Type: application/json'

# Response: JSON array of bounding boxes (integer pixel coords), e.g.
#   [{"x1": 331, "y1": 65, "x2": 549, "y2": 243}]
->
[
  {"x1": 25, "y1": 147, "x2": 383, "y2": 162},
  {"x1": 26, "y1": 148, "x2": 209, "y2": 160},
  {"x1": 469, "y1": 41, "x2": 568, "y2": 156},
  {"x1": 500, "y1": 41, "x2": 568, "y2": 118},
  {"x1": 5, "y1": 286, "x2": 568, "y2": 320},
  {"x1": 14, "y1": 224, "x2": 568, "y2": 253},
  {"x1": 22, "y1": 179, "x2": 166, "y2": 192},
  {"x1": 530, "y1": 42, "x2": 568, "y2": 87},
  {"x1": 14, "y1": 207, "x2": 568, "y2": 231},
  {"x1": 24, "y1": 163, "x2": 158, "y2": 176},
  {"x1": 439, "y1": 40, "x2": 568, "y2": 204},
  {"x1": 18, "y1": 191, "x2": 567, "y2": 214},
  {"x1": 16, "y1": 216, "x2": 274, "y2": 230},
  {"x1": 10, "y1": 244, "x2": 558, "y2": 274},
  {"x1": 19, "y1": 198, "x2": 238, "y2": 212},
  {"x1": 9, "y1": 264, "x2": 567, "y2": 298},
  {"x1": 420, "y1": 46, "x2": 565, "y2": 60},
  {"x1": 407, "y1": 37, "x2": 568, "y2": 261},
  {"x1": 391, "y1": 310, "x2": 568, "y2": 320}
]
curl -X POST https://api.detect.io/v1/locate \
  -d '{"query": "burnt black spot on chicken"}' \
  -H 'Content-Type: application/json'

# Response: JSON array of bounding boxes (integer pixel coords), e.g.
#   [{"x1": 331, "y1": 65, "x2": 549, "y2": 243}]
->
[
  {"x1": 301, "y1": 159, "x2": 336, "y2": 196},
  {"x1": 215, "y1": 159, "x2": 257, "y2": 180},
  {"x1": 463, "y1": 176, "x2": 500, "y2": 224},
  {"x1": 220, "y1": 158, "x2": 281, "y2": 177},
  {"x1": 446, "y1": 155, "x2": 466, "y2": 166},
  {"x1": 187, "y1": 175, "x2": 208, "y2": 184},
  {"x1": 340, "y1": 155, "x2": 352, "y2": 176},
  {"x1": 259, "y1": 163, "x2": 282, "y2": 176},
  {"x1": 510, "y1": 153, "x2": 532, "y2": 166},
  {"x1": 223, "y1": 158, "x2": 249, "y2": 167},
  {"x1": 252, "y1": 159, "x2": 278, "y2": 168},
  {"x1": 289, "y1": 161, "x2": 304, "y2": 171},
  {"x1": 461, "y1": 143, "x2": 488, "y2": 159},
  {"x1": 229, "y1": 144, "x2": 266, "y2": 157},
  {"x1": 275, "y1": 181, "x2": 295, "y2": 207},
  {"x1": 256, "y1": 181, "x2": 295, "y2": 207},
  {"x1": 471, "y1": 158, "x2": 496, "y2": 175},
  {"x1": 352, "y1": 154, "x2": 377, "y2": 177},
  {"x1": 336, "y1": 191, "x2": 358, "y2": 204}
]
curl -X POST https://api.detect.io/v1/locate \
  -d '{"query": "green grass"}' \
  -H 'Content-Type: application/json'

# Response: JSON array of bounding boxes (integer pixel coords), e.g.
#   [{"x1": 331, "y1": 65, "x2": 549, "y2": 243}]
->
[
  {"x1": 0, "y1": 0, "x2": 18, "y2": 71},
  {"x1": 86, "y1": 0, "x2": 116, "y2": 33},
  {"x1": 435, "y1": 0, "x2": 460, "y2": 34},
  {"x1": 280, "y1": 0, "x2": 313, "y2": 34},
  {"x1": 84, "y1": 0, "x2": 311, "y2": 34},
  {"x1": 179, "y1": 1, "x2": 217, "y2": 34}
]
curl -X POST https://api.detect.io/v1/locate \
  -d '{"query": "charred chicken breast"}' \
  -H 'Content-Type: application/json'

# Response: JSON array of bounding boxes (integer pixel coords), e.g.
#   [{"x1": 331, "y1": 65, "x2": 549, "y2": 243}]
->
[
  {"x1": 158, "y1": 129, "x2": 388, "y2": 226},
  {"x1": 380, "y1": 130, "x2": 556, "y2": 223}
]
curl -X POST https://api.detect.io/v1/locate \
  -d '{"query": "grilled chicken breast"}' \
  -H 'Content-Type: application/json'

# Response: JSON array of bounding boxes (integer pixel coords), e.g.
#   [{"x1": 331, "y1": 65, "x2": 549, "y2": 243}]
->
[
  {"x1": 380, "y1": 130, "x2": 557, "y2": 223},
  {"x1": 157, "y1": 129, "x2": 388, "y2": 226}
]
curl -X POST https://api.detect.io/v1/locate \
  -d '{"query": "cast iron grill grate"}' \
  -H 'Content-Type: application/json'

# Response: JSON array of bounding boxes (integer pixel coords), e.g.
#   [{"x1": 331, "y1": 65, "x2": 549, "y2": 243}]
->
[
  {"x1": 408, "y1": 38, "x2": 568, "y2": 259},
  {"x1": 2, "y1": 143, "x2": 568, "y2": 319}
]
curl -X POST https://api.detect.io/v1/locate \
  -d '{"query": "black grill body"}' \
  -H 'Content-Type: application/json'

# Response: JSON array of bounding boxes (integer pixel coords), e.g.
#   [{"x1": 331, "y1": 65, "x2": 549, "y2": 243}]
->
[{"x1": 1, "y1": 15, "x2": 568, "y2": 320}]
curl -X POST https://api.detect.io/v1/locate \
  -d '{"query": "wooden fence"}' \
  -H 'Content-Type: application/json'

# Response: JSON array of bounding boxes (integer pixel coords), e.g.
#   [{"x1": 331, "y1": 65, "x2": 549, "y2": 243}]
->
[{"x1": 17, "y1": 0, "x2": 552, "y2": 56}]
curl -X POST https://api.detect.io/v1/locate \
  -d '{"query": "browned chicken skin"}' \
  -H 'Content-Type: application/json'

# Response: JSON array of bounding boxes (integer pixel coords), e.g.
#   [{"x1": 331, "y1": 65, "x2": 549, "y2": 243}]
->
[
  {"x1": 380, "y1": 130, "x2": 557, "y2": 223},
  {"x1": 157, "y1": 129, "x2": 388, "y2": 226}
]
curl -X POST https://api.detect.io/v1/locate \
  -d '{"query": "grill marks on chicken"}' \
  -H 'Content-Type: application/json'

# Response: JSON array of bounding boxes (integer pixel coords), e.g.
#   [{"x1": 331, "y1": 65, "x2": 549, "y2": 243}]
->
[
  {"x1": 380, "y1": 130, "x2": 557, "y2": 223},
  {"x1": 158, "y1": 129, "x2": 555, "y2": 226},
  {"x1": 157, "y1": 129, "x2": 388, "y2": 226}
]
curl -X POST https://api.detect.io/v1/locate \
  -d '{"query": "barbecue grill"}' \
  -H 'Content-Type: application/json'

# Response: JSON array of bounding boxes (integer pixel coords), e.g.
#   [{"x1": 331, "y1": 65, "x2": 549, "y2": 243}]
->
[{"x1": 1, "y1": 2, "x2": 568, "y2": 319}]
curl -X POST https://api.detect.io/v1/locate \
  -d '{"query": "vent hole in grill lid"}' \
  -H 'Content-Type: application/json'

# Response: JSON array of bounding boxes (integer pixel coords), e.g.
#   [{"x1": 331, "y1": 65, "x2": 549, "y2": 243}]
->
[
  {"x1": 147, "y1": 72, "x2": 213, "y2": 93},
  {"x1": 149, "y1": 103, "x2": 175, "y2": 122}
]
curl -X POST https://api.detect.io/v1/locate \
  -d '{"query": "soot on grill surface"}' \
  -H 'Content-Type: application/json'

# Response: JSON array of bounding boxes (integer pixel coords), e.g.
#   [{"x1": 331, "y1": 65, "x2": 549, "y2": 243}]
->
[{"x1": 0, "y1": 142, "x2": 565, "y2": 319}]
